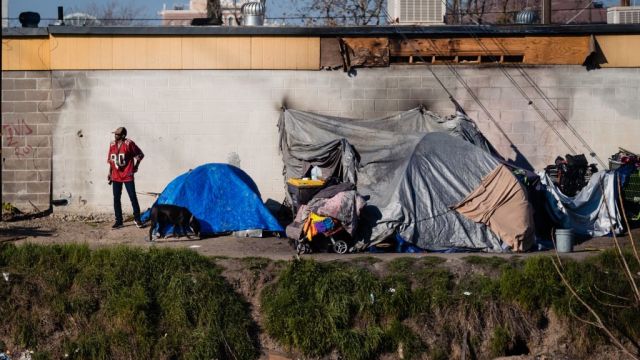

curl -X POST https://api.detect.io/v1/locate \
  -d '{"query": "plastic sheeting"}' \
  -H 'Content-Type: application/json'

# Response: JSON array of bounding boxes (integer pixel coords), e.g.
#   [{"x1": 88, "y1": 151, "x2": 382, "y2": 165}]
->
[
  {"x1": 279, "y1": 107, "x2": 528, "y2": 252},
  {"x1": 144, "y1": 163, "x2": 283, "y2": 235},
  {"x1": 539, "y1": 170, "x2": 622, "y2": 237}
]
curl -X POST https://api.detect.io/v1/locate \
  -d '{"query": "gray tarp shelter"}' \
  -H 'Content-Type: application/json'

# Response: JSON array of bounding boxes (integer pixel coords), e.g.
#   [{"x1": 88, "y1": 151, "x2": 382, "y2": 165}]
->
[{"x1": 279, "y1": 107, "x2": 535, "y2": 252}]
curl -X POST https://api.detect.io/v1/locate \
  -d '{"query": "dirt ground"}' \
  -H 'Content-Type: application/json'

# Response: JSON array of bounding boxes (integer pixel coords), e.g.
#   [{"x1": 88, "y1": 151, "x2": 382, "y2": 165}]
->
[{"x1": 1, "y1": 214, "x2": 638, "y2": 261}]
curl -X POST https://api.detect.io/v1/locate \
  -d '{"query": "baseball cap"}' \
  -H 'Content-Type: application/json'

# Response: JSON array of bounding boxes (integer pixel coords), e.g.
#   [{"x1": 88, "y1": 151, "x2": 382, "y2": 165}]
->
[{"x1": 112, "y1": 127, "x2": 127, "y2": 136}]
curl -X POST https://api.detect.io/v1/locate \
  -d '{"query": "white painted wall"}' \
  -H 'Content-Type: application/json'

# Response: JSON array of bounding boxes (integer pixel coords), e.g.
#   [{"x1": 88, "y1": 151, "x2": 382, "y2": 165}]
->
[{"x1": 43, "y1": 66, "x2": 640, "y2": 214}]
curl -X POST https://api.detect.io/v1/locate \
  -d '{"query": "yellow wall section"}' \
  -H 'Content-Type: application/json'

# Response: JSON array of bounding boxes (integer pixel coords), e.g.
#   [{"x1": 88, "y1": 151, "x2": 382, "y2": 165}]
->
[
  {"x1": 3, "y1": 34, "x2": 639, "y2": 70},
  {"x1": 252, "y1": 37, "x2": 320, "y2": 69},
  {"x1": 596, "y1": 35, "x2": 640, "y2": 68},
  {"x1": 1, "y1": 38, "x2": 50, "y2": 70},
  {"x1": 3, "y1": 35, "x2": 319, "y2": 70}
]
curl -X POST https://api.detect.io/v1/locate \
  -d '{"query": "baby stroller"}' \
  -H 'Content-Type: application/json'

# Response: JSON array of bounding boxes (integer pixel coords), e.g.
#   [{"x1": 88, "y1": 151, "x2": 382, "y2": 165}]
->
[{"x1": 296, "y1": 212, "x2": 351, "y2": 254}]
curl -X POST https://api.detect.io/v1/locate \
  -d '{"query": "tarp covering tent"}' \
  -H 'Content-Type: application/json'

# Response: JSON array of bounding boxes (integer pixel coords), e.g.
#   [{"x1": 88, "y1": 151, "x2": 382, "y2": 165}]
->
[
  {"x1": 539, "y1": 170, "x2": 622, "y2": 237},
  {"x1": 279, "y1": 107, "x2": 535, "y2": 252},
  {"x1": 143, "y1": 163, "x2": 283, "y2": 235}
]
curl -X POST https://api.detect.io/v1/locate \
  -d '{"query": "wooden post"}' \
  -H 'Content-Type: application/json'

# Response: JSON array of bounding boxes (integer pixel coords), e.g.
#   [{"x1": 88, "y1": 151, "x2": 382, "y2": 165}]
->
[{"x1": 542, "y1": 0, "x2": 552, "y2": 24}]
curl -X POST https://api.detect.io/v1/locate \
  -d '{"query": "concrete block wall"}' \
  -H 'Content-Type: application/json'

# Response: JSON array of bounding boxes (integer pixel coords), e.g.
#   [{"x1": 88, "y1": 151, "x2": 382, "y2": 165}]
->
[
  {"x1": 1, "y1": 71, "x2": 62, "y2": 211},
  {"x1": 1, "y1": 66, "x2": 639, "y2": 214}
]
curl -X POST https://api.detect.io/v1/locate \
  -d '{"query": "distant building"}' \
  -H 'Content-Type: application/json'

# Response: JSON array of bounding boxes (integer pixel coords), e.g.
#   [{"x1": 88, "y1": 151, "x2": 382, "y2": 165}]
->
[
  {"x1": 2, "y1": 0, "x2": 8, "y2": 27},
  {"x1": 446, "y1": 0, "x2": 606, "y2": 24},
  {"x1": 159, "y1": 0, "x2": 249, "y2": 26}
]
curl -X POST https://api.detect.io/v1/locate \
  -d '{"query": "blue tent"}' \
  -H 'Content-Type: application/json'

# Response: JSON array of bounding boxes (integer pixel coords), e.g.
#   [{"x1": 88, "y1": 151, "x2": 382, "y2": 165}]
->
[{"x1": 142, "y1": 163, "x2": 283, "y2": 235}]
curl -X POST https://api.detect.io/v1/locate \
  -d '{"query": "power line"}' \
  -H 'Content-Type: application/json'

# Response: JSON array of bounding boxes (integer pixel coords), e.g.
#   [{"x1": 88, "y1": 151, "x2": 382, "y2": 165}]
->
[{"x1": 432, "y1": 0, "x2": 605, "y2": 165}]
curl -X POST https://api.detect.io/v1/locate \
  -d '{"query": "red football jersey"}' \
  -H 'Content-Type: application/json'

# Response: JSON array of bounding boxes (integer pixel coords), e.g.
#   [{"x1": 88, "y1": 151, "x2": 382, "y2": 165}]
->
[{"x1": 107, "y1": 139, "x2": 144, "y2": 182}]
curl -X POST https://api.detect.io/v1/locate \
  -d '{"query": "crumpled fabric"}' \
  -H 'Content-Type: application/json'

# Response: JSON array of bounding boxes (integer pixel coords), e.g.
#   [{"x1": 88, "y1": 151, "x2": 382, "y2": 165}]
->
[
  {"x1": 539, "y1": 170, "x2": 622, "y2": 236},
  {"x1": 286, "y1": 189, "x2": 366, "y2": 240}
]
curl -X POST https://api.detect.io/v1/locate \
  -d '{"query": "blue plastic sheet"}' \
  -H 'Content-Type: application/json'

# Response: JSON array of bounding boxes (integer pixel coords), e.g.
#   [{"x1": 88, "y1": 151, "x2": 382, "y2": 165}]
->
[{"x1": 141, "y1": 164, "x2": 283, "y2": 235}]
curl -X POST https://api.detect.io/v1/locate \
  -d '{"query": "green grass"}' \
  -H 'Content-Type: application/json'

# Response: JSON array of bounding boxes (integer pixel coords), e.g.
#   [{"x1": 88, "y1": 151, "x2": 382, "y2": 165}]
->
[
  {"x1": 262, "y1": 252, "x2": 640, "y2": 359},
  {"x1": 2, "y1": 244, "x2": 639, "y2": 359},
  {"x1": 0, "y1": 243, "x2": 259, "y2": 360}
]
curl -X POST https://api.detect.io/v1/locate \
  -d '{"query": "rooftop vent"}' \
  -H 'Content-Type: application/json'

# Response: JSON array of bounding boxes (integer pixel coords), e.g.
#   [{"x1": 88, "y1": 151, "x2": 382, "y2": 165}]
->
[
  {"x1": 607, "y1": 6, "x2": 640, "y2": 24},
  {"x1": 19, "y1": 12, "x2": 40, "y2": 27},
  {"x1": 242, "y1": 1, "x2": 265, "y2": 26},
  {"x1": 387, "y1": 0, "x2": 445, "y2": 25},
  {"x1": 515, "y1": 8, "x2": 539, "y2": 24},
  {"x1": 64, "y1": 12, "x2": 100, "y2": 26}
]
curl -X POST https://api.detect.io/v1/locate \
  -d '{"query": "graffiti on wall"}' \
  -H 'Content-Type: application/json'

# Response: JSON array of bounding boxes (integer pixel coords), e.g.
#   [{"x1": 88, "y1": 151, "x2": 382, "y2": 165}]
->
[{"x1": 3, "y1": 119, "x2": 33, "y2": 158}]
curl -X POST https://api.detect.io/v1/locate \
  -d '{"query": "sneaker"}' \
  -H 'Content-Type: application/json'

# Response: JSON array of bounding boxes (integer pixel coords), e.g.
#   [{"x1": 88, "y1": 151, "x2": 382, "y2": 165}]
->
[
  {"x1": 112, "y1": 222, "x2": 124, "y2": 229},
  {"x1": 134, "y1": 219, "x2": 144, "y2": 228}
]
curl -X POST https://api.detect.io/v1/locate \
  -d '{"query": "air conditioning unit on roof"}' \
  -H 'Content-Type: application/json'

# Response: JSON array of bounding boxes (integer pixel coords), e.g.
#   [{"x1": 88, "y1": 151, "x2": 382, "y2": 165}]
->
[
  {"x1": 607, "y1": 6, "x2": 640, "y2": 24},
  {"x1": 388, "y1": 0, "x2": 446, "y2": 25}
]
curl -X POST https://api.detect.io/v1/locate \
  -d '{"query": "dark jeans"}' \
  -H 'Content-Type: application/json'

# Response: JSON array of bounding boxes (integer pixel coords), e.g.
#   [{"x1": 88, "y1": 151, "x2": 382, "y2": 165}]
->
[{"x1": 113, "y1": 181, "x2": 141, "y2": 224}]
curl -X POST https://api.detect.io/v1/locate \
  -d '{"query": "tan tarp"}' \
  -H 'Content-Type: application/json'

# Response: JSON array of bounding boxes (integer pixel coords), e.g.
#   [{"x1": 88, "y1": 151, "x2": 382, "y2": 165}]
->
[{"x1": 453, "y1": 164, "x2": 535, "y2": 252}]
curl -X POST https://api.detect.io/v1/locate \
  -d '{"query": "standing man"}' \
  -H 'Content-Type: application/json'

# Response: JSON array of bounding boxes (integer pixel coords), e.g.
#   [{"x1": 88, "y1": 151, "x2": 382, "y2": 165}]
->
[{"x1": 108, "y1": 127, "x2": 144, "y2": 229}]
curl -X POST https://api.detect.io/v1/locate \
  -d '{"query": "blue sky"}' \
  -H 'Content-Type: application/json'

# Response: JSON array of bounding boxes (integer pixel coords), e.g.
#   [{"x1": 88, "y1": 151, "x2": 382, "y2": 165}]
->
[
  {"x1": 5, "y1": 0, "x2": 628, "y2": 24},
  {"x1": 6, "y1": 0, "x2": 292, "y2": 23}
]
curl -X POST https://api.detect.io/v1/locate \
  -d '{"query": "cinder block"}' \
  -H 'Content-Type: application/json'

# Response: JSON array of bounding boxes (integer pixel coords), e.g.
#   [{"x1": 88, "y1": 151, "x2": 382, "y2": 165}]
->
[
  {"x1": 307, "y1": 76, "x2": 332, "y2": 88},
  {"x1": 341, "y1": 88, "x2": 364, "y2": 100},
  {"x1": 27, "y1": 136, "x2": 50, "y2": 147},
  {"x1": 294, "y1": 88, "x2": 318, "y2": 99},
  {"x1": 145, "y1": 78, "x2": 168, "y2": 88},
  {"x1": 2, "y1": 158, "x2": 27, "y2": 170},
  {"x1": 512, "y1": 121, "x2": 535, "y2": 134},
  {"x1": 13, "y1": 102, "x2": 38, "y2": 113},
  {"x1": 35, "y1": 147, "x2": 53, "y2": 158},
  {"x1": 410, "y1": 88, "x2": 436, "y2": 100},
  {"x1": 397, "y1": 77, "x2": 421, "y2": 88},
  {"x1": 2, "y1": 79, "x2": 15, "y2": 90},
  {"x1": 2, "y1": 91, "x2": 26, "y2": 101},
  {"x1": 36, "y1": 124, "x2": 53, "y2": 136},
  {"x1": 352, "y1": 77, "x2": 382, "y2": 88},
  {"x1": 387, "y1": 88, "x2": 411, "y2": 99},
  {"x1": 399, "y1": 99, "x2": 421, "y2": 110},
  {"x1": 384, "y1": 77, "x2": 398, "y2": 88},
  {"x1": 284, "y1": 78, "x2": 308, "y2": 89},
  {"x1": 25, "y1": 90, "x2": 50, "y2": 101},
  {"x1": 374, "y1": 100, "x2": 398, "y2": 112},
  {"x1": 37, "y1": 194, "x2": 51, "y2": 205},
  {"x1": 26, "y1": 159, "x2": 51, "y2": 171},
  {"x1": 38, "y1": 170, "x2": 52, "y2": 181},
  {"x1": 3, "y1": 182, "x2": 27, "y2": 193},
  {"x1": 352, "y1": 99, "x2": 375, "y2": 113},
  {"x1": 2, "y1": 171, "x2": 16, "y2": 181},
  {"x1": 24, "y1": 71, "x2": 50, "y2": 79},
  {"x1": 2, "y1": 136, "x2": 26, "y2": 148},
  {"x1": 27, "y1": 182, "x2": 51, "y2": 194},
  {"x1": 364, "y1": 89, "x2": 387, "y2": 99},
  {"x1": 3, "y1": 72, "x2": 26, "y2": 79},
  {"x1": 13, "y1": 79, "x2": 37, "y2": 90},
  {"x1": 168, "y1": 77, "x2": 191, "y2": 88},
  {"x1": 330, "y1": 76, "x2": 353, "y2": 89},
  {"x1": 1, "y1": 102, "x2": 15, "y2": 112},
  {"x1": 14, "y1": 171, "x2": 38, "y2": 181},
  {"x1": 121, "y1": 99, "x2": 146, "y2": 112}
]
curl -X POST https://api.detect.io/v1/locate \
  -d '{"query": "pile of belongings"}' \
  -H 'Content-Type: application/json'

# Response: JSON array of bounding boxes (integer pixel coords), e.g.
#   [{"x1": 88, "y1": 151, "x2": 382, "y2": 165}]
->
[
  {"x1": 142, "y1": 163, "x2": 283, "y2": 237},
  {"x1": 286, "y1": 182, "x2": 366, "y2": 254},
  {"x1": 279, "y1": 106, "x2": 536, "y2": 253},
  {"x1": 538, "y1": 152, "x2": 626, "y2": 237},
  {"x1": 610, "y1": 148, "x2": 640, "y2": 219},
  {"x1": 543, "y1": 154, "x2": 598, "y2": 196}
]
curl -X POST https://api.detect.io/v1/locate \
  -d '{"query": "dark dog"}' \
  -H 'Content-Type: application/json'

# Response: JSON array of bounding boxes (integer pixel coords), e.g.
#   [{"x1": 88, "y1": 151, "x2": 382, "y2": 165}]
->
[{"x1": 149, "y1": 204, "x2": 200, "y2": 242}]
